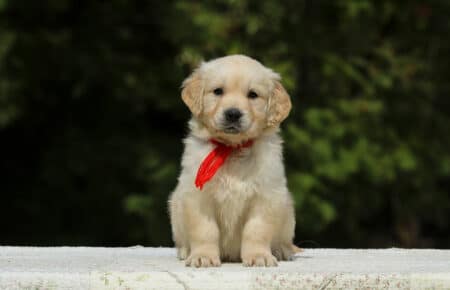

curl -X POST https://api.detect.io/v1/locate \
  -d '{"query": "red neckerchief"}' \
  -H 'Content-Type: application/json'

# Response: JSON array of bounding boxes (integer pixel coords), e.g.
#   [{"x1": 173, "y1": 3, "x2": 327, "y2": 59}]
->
[{"x1": 195, "y1": 139, "x2": 254, "y2": 190}]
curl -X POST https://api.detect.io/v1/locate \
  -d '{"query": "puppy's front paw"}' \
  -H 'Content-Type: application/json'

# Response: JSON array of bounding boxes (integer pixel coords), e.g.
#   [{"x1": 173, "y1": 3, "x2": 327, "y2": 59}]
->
[
  {"x1": 185, "y1": 253, "x2": 221, "y2": 267},
  {"x1": 242, "y1": 252, "x2": 278, "y2": 267}
]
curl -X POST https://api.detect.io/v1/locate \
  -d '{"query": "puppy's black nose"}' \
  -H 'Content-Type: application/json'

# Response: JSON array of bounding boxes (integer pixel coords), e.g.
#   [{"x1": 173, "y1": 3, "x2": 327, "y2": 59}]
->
[{"x1": 224, "y1": 108, "x2": 242, "y2": 123}]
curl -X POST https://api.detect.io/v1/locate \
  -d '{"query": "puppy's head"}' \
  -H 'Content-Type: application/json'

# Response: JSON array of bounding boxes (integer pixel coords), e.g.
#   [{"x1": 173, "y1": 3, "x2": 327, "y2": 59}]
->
[{"x1": 182, "y1": 55, "x2": 291, "y2": 144}]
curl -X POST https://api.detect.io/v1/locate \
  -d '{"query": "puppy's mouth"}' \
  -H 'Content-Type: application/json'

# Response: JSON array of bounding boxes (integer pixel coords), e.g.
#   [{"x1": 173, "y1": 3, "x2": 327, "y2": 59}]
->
[{"x1": 223, "y1": 125, "x2": 241, "y2": 134}]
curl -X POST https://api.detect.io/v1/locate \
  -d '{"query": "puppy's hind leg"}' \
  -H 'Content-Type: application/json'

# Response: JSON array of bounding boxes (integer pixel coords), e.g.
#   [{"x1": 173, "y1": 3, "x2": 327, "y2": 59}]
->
[
  {"x1": 272, "y1": 198, "x2": 300, "y2": 261},
  {"x1": 168, "y1": 192, "x2": 190, "y2": 260},
  {"x1": 283, "y1": 217, "x2": 304, "y2": 258},
  {"x1": 272, "y1": 243, "x2": 301, "y2": 261},
  {"x1": 177, "y1": 247, "x2": 189, "y2": 260}
]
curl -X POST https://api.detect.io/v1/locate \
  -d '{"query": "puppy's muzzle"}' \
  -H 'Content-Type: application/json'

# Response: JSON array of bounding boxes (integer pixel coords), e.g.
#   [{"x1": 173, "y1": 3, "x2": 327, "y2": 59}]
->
[{"x1": 222, "y1": 108, "x2": 242, "y2": 134}]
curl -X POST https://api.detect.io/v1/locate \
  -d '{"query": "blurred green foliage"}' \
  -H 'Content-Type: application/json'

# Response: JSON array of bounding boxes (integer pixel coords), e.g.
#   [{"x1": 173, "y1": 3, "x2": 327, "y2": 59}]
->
[{"x1": 0, "y1": 0, "x2": 449, "y2": 248}]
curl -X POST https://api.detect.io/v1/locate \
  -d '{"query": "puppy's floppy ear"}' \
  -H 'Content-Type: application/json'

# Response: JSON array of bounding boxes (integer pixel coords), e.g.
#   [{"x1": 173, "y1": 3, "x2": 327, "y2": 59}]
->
[
  {"x1": 267, "y1": 81, "x2": 292, "y2": 127},
  {"x1": 181, "y1": 70, "x2": 203, "y2": 117}
]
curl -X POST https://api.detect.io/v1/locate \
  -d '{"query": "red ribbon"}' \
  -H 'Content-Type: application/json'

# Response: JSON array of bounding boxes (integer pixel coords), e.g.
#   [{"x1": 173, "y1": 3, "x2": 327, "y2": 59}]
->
[{"x1": 195, "y1": 139, "x2": 254, "y2": 190}]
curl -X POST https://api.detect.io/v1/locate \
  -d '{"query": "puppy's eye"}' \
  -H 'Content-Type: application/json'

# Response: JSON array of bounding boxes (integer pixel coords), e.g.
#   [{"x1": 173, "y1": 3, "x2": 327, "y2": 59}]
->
[
  {"x1": 213, "y1": 88, "x2": 223, "y2": 96},
  {"x1": 248, "y1": 90, "x2": 258, "y2": 99}
]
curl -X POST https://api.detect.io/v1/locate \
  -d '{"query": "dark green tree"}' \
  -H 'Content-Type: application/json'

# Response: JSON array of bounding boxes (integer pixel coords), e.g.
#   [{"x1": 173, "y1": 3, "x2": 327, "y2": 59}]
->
[{"x1": 0, "y1": 0, "x2": 449, "y2": 248}]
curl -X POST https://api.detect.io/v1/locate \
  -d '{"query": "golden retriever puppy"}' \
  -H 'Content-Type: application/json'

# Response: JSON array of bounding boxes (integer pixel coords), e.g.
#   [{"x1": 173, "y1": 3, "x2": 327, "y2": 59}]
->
[{"x1": 169, "y1": 55, "x2": 299, "y2": 267}]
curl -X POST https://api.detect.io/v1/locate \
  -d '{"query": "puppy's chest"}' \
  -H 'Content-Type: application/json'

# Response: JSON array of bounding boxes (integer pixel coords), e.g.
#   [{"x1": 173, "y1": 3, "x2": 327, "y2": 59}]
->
[
  {"x1": 209, "y1": 149, "x2": 259, "y2": 201},
  {"x1": 211, "y1": 158, "x2": 256, "y2": 234}
]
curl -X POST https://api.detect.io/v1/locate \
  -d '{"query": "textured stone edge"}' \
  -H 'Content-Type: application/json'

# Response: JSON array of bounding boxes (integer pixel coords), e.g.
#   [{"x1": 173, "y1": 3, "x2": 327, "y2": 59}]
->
[{"x1": 1, "y1": 271, "x2": 449, "y2": 290}]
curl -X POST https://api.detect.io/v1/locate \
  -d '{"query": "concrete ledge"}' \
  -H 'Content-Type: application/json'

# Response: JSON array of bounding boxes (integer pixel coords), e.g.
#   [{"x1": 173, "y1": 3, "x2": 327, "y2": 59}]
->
[{"x1": 1, "y1": 247, "x2": 449, "y2": 289}]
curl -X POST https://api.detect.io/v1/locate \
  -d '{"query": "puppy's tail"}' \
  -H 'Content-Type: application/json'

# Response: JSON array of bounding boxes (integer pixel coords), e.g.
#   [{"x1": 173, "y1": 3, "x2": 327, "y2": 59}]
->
[{"x1": 292, "y1": 244, "x2": 303, "y2": 253}]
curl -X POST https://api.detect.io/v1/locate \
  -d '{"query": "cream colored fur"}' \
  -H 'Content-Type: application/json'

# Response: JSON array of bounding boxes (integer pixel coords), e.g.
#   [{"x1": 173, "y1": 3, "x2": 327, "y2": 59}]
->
[{"x1": 169, "y1": 55, "x2": 299, "y2": 267}]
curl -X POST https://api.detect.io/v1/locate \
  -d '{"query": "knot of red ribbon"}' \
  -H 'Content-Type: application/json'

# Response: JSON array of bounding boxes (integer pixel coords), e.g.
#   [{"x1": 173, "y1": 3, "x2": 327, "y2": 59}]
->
[{"x1": 195, "y1": 139, "x2": 254, "y2": 190}]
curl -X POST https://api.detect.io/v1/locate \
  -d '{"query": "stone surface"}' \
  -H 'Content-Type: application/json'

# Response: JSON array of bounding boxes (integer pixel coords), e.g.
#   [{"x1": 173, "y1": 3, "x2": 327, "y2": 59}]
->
[{"x1": 0, "y1": 247, "x2": 449, "y2": 289}]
